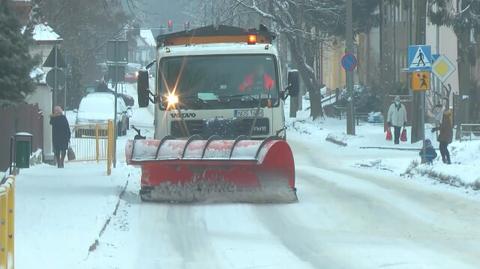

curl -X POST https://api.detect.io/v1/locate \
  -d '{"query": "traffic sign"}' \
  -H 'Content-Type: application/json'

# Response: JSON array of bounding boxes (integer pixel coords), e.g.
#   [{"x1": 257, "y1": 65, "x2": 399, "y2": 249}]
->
[
  {"x1": 411, "y1": 71, "x2": 430, "y2": 91},
  {"x1": 432, "y1": 55, "x2": 456, "y2": 82},
  {"x1": 44, "y1": 46, "x2": 66, "y2": 68},
  {"x1": 341, "y1": 53, "x2": 357, "y2": 71},
  {"x1": 106, "y1": 40, "x2": 128, "y2": 64},
  {"x1": 408, "y1": 45, "x2": 431, "y2": 71},
  {"x1": 46, "y1": 68, "x2": 65, "y2": 88}
]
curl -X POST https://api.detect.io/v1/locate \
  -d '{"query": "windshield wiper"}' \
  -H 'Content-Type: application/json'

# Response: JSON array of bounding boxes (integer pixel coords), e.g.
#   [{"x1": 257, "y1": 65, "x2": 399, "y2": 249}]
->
[
  {"x1": 218, "y1": 94, "x2": 260, "y2": 103},
  {"x1": 182, "y1": 95, "x2": 208, "y2": 104}
]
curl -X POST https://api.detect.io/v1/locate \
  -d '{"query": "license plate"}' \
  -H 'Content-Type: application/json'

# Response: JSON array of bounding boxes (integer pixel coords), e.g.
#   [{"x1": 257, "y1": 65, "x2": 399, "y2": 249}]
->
[{"x1": 234, "y1": 109, "x2": 264, "y2": 118}]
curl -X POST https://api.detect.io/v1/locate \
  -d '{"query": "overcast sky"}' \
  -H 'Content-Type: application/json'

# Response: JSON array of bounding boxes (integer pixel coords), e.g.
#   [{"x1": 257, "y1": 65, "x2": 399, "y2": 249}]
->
[{"x1": 135, "y1": 0, "x2": 191, "y2": 31}]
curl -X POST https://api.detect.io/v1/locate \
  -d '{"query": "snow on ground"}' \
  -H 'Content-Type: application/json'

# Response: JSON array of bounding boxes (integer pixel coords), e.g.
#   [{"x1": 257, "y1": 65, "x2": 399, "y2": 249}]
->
[
  {"x1": 15, "y1": 162, "x2": 129, "y2": 268},
  {"x1": 12, "y1": 90, "x2": 480, "y2": 269},
  {"x1": 287, "y1": 96, "x2": 480, "y2": 191}
]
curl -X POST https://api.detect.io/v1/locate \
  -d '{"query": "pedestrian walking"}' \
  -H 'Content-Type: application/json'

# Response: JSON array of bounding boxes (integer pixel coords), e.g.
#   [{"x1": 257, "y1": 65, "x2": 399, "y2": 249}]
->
[
  {"x1": 387, "y1": 96, "x2": 407, "y2": 144},
  {"x1": 50, "y1": 106, "x2": 71, "y2": 168},
  {"x1": 432, "y1": 107, "x2": 453, "y2": 164}
]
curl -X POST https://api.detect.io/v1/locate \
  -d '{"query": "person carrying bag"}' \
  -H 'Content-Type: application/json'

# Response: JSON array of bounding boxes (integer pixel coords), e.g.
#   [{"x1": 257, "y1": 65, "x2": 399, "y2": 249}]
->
[{"x1": 387, "y1": 96, "x2": 408, "y2": 144}]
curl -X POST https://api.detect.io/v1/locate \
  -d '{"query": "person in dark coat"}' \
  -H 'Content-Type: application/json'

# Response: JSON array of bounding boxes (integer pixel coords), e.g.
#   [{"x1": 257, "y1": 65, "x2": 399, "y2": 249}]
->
[
  {"x1": 419, "y1": 139, "x2": 437, "y2": 164},
  {"x1": 50, "y1": 106, "x2": 71, "y2": 168},
  {"x1": 432, "y1": 108, "x2": 453, "y2": 164}
]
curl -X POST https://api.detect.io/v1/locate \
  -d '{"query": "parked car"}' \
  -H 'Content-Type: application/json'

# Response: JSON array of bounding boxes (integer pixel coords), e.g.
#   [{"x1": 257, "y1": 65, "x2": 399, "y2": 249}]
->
[{"x1": 74, "y1": 92, "x2": 131, "y2": 137}]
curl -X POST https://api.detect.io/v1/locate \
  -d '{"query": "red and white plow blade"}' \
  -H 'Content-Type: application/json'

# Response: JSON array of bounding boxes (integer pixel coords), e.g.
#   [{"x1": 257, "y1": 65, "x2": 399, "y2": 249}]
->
[{"x1": 125, "y1": 137, "x2": 297, "y2": 203}]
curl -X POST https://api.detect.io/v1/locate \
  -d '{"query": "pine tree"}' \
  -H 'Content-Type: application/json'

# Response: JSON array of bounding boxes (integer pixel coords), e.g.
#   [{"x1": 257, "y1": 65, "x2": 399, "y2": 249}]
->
[{"x1": 0, "y1": 0, "x2": 37, "y2": 103}]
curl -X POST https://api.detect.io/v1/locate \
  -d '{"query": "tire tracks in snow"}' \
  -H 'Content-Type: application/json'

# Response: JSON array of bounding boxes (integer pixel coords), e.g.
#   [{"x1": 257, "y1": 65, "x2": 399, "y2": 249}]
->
[
  {"x1": 286, "y1": 137, "x2": 480, "y2": 268},
  {"x1": 86, "y1": 179, "x2": 129, "y2": 257},
  {"x1": 165, "y1": 205, "x2": 221, "y2": 269},
  {"x1": 252, "y1": 205, "x2": 352, "y2": 269}
]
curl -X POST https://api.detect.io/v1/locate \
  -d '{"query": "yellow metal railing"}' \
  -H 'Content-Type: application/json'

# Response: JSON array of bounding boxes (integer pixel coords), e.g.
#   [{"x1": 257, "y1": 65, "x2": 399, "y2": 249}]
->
[
  {"x1": 0, "y1": 176, "x2": 15, "y2": 269},
  {"x1": 107, "y1": 120, "x2": 114, "y2": 175},
  {"x1": 71, "y1": 123, "x2": 109, "y2": 162},
  {"x1": 70, "y1": 120, "x2": 115, "y2": 175}
]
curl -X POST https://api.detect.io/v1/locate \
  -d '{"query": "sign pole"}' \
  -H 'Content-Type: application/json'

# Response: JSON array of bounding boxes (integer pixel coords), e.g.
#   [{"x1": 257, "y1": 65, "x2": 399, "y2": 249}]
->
[
  {"x1": 346, "y1": 0, "x2": 355, "y2": 135},
  {"x1": 53, "y1": 44, "x2": 58, "y2": 112},
  {"x1": 113, "y1": 40, "x2": 118, "y2": 168}
]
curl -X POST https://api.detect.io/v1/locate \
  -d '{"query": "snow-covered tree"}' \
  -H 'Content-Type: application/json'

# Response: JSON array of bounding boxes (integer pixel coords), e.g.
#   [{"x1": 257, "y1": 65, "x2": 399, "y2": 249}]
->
[
  {"x1": 0, "y1": 0, "x2": 37, "y2": 103},
  {"x1": 429, "y1": 0, "x2": 480, "y2": 121},
  {"x1": 33, "y1": 0, "x2": 130, "y2": 108},
  {"x1": 232, "y1": 0, "x2": 380, "y2": 119}
]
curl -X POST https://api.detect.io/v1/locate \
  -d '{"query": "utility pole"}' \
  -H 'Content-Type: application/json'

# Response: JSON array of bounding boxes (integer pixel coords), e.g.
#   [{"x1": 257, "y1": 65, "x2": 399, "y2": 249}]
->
[
  {"x1": 435, "y1": 25, "x2": 440, "y2": 105},
  {"x1": 411, "y1": 0, "x2": 427, "y2": 143},
  {"x1": 53, "y1": 43, "x2": 58, "y2": 112},
  {"x1": 107, "y1": 38, "x2": 127, "y2": 168},
  {"x1": 346, "y1": 0, "x2": 355, "y2": 135},
  {"x1": 113, "y1": 41, "x2": 118, "y2": 168}
]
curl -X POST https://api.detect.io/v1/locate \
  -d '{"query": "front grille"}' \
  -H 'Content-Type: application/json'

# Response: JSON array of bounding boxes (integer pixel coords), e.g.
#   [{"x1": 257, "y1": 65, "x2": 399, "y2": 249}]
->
[
  {"x1": 171, "y1": 120, "x2": 205, "y2": 137},
  {"x1": 170, "y1": 118, "x2": 270, "y2": 138},
  {"x1": 235, "y1": 118, "x2": 270, "y2": 136}
]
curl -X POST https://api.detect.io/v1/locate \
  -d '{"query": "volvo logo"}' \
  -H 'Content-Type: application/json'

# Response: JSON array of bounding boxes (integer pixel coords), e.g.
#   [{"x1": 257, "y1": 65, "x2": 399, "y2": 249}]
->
[{"x1": 170, "y1": 112, "x2": 197, "y2": 119}]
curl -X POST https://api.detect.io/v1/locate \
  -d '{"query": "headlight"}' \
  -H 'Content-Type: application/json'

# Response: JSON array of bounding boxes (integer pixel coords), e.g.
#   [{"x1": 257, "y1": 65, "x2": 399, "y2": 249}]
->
[{"x1": 165, "y1": 93, "x2": 179, "y2": 109}]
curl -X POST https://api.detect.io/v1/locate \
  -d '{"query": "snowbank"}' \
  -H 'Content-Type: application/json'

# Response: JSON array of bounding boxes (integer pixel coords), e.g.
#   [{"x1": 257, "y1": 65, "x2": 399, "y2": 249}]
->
[{"x1": 286, "y1": 97, "x2": 480, "y2": 191}]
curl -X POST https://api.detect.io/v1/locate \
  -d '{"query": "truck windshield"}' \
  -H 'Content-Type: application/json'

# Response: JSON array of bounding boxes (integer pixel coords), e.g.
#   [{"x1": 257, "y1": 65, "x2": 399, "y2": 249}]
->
[{"x1": 158, "y1": 54, "x2": 279, "y2": 109}]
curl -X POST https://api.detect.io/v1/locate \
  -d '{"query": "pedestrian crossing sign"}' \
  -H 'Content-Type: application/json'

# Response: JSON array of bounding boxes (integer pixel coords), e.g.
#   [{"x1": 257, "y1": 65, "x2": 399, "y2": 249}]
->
[
  {"x1": 411, "y1": 71, "x2": 430, "y2": 91},
  {"x1": 408, "y1": 45, "x2": 432, "y2": 71}
]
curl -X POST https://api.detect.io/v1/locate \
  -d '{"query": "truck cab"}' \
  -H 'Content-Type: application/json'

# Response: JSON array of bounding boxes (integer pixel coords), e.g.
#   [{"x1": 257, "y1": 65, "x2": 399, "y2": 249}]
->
[{"x1": 137, "y1": 25, "x2": 299, "y2": 140}]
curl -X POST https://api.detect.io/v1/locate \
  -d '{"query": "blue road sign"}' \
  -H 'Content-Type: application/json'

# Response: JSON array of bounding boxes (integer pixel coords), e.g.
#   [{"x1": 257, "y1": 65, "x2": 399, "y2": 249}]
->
[
  {"x1": 408, "y1": 45, "x2": 432, "y2": 71},
  {"x1": 341, "y1": 53, "x2": 357, "y2": 71},
  {"x1": 431, "y1": 54, "x2": 440, "y2": 63}
]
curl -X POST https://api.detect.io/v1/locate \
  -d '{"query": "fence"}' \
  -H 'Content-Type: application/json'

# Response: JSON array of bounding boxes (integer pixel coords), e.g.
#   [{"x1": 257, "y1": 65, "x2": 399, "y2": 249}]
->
[
  {"x1": 459, "y1": 124, "x2": 480, "y2": 141},
  {"x1": 69, "y1": 121, "x2": 114, "y2": 175},
  {"x1": 0, "y1": 176, "x2": 15, "y2": 269},
  {"x1": 0, "y1": 104, "x2": 43, "y2": 171}
]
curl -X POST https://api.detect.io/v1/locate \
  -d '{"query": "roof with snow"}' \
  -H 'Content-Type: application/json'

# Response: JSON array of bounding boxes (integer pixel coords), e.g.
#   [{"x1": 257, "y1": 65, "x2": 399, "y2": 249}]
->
[
  {"x1": 31, "y1": 23, "x2": 62, "y2": 42},
  {"x1": 30, "y1": 66, "x2": 46, "y2": 84},
  {"x1": 139, "y1": 29, "x2": 156, "y2": 47}
]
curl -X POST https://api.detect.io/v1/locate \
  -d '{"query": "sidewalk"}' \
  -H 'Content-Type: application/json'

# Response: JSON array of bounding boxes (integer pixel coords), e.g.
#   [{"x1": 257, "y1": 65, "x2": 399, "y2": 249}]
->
[{"x1": 15, "y1": 161, "x2": 129, "y2": 268}]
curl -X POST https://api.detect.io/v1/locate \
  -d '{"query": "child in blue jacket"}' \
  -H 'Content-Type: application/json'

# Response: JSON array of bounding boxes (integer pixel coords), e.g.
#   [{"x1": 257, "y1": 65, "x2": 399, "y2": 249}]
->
[{"x1": 419, "y1": 139, "x2": 437, "y2": 164}]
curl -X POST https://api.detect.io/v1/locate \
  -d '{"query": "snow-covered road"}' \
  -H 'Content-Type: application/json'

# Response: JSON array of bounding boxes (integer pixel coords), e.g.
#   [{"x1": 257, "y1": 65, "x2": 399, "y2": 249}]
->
[
  {"x1": 15, "y1": 84, "x2": 480, "y2": 268},
  {"x1": 78, "y1": 132, "x2": 480, "y2": 269}
]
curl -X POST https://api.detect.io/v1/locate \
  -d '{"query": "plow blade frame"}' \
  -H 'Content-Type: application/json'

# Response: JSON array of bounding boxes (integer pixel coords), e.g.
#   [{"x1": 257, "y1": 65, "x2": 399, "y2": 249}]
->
[{"x1": 126, "y1": 136, "x2": 297, "y2": 203}]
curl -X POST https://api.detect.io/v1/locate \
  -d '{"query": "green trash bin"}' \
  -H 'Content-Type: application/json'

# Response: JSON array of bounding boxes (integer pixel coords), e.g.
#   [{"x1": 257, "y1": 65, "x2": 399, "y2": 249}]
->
[{"x1": 14, "y1": 132, "x2": 33, "y2": 169}]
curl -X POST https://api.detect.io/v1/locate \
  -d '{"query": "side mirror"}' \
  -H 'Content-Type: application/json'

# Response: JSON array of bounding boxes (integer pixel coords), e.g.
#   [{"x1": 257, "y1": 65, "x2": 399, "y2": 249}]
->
[
  {"x1": 287, "y1": 70, "x2": 300, "y2": 97},
  {"x1": 73, "y1": 109, "x2": 78, "y2": 113},
  {"x1": 137, "y1": 70, "x2": 150, "y2": 107}
]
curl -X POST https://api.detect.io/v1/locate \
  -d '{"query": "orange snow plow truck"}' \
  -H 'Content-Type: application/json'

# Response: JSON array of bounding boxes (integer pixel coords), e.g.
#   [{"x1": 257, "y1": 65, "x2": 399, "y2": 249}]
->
[{"x1": 126, "y1": 25, "x2": 299, "y2": 203}]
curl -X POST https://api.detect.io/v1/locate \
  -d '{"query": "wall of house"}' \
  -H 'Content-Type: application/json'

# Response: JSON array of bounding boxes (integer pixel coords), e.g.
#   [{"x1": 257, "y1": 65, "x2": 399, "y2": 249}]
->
[
  {"x1": 322, "y1": 39, "x2": 345, "y2": 91},
  {"x1": 426, "y1": 23, "x2": 459, "y2": 97},
  {"x1": 357, "y1": 27, "x2": 381, "y2": 88},
  {"x1": 25, "y1": 85, "x2": 53, "y2": 160}
]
